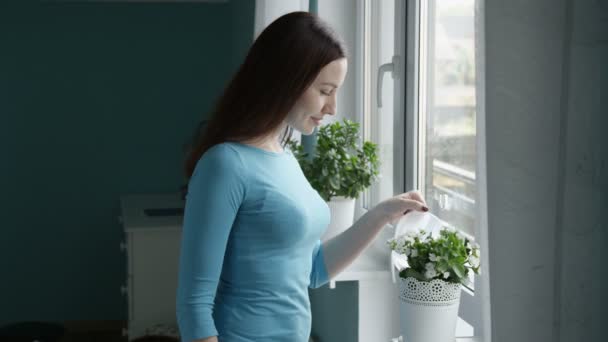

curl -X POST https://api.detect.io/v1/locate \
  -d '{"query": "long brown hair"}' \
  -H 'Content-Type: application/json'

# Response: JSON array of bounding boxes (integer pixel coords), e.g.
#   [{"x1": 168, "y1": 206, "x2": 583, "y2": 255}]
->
[{"x1": 184, "y1": 11, "x2": 347, "y2": 179}]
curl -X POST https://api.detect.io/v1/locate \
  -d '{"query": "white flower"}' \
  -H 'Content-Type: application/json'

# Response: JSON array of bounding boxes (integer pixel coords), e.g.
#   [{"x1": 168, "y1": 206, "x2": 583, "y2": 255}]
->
[
  {"x1": 429, "y1": 253, "x2": 437, "y2": 262},
  {"x1": 405, "y1": 230, "x2": 417, "y2": 238},
  {"x1": 394, "y1": 239, "x2": 405, "y2": 251},
  {"x1": 411, "y1": 248, "x2": 418, "y2": 257},
  {"x1": 404, "y1": 247, "x2": 411, "y2": 256},
  {"x1": 469, "y1": 255, "x2": 480, "y2": 268},
  {"x1": 443, "y1": 271, "x2": 450, "y2": 279},
  {"x1": 425, "y1": 262, "x2": 435, "y2": 271},
  {"x1": 472, "y1": 248, "x2": 480, "y2": 257},
  {"x1": 392, "y1": 234, "x2": 415, "y2": 246},
  {"x1": 466, "y1": 241, "x2": 480, "y2": 251},
  {"x1": 425, "y1": 269, "x2": 437, "y2": 279}
]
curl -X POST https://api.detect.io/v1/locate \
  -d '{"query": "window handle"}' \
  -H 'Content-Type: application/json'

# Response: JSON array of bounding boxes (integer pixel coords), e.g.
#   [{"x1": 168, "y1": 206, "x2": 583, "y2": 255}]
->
[
  {"x1": 377, "y1": 55, "x2": 400, "y2": 108},
  {"x1": 439, "y1": 193, "x2": 453, "y2": 211}
]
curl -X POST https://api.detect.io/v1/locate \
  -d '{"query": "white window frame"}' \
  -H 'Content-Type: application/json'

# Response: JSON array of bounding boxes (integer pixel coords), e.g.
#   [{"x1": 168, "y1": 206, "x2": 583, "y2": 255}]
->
[
  {"x1": 357, "y1": 0, "x2": 406, "y2": 217},
  {"x1": 356, "y1": 0, "x2": 492, "y2": 340}
]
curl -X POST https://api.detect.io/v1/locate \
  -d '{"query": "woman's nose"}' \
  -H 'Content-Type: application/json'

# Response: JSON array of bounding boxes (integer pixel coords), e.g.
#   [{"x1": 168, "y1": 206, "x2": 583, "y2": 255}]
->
[{"x1": 324, "y1": 95, "x2": 337, "y2": 115}]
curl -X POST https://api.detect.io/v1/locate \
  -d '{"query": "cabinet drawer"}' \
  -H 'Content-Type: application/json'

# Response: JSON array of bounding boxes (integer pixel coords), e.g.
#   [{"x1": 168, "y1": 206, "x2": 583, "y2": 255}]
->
[{"x1": 131, "y1": 230, "x2": 182, "y2": 327}]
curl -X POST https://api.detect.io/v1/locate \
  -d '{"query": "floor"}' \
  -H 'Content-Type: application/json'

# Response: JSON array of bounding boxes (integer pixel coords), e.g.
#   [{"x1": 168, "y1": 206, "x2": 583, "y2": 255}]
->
[
  {"x1": 59, "y1": 330, "x2": 127, "y2": 342},
  {"x1": 0, "y1": 321, "x2": 183, "y2": 342},
  {"x1": 59, "y1": 330, "x2": 180, "y2": 342}
]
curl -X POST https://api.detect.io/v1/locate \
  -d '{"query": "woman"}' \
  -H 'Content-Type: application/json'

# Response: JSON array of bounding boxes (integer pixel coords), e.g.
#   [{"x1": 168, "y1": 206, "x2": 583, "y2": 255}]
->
[{"x1": 176, "y1": 11, "x2": 428, "y2": 342}]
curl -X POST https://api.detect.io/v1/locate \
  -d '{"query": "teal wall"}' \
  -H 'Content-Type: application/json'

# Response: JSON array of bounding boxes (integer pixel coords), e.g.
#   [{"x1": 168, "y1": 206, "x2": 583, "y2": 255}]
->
[
  {"x1": 0, "y1": 2, "x2": 358, "y2": 340},
  {"x1": 0, "y1": 1, "x2": 254, "y2": 325}
]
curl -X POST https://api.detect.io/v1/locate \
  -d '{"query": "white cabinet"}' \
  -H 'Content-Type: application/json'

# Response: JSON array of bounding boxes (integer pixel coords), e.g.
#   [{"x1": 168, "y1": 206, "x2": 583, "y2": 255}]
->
[{"x1": 119, "y1": 193, "x2": 185, "y2": 340}]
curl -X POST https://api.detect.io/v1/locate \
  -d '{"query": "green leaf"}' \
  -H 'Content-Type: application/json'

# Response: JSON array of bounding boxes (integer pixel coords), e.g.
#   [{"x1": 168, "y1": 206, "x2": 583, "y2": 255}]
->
[
  {"x1": 452, "y1": 264, "x2": 465, "y2": 278},
  {"x1": 402, "y1": 268, "x2": 427, "y2": 282},
  {"x1": 329, "y1": 176, "x2": 340, "y2": 190}
]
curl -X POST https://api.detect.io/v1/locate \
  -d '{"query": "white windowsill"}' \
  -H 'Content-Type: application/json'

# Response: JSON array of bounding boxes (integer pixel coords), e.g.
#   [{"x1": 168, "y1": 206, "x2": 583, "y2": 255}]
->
[{"x1": 391, "y1": 337, "x2": 481, "y2": 341}]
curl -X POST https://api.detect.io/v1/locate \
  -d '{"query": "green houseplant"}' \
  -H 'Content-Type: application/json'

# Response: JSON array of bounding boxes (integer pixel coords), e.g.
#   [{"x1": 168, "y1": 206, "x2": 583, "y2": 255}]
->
[
  {"x1": 387, "y1": 226, "x2": 481, "y2": 284},
  {"x1": 286, "y1": 118, "x2": 380, "y2": 202},
  {"x1": 387, "y1": 225, "x2": 481, "y2": 342},
  {"x1": 286, "y1": 118, "x2": 381, "y2": 242}
]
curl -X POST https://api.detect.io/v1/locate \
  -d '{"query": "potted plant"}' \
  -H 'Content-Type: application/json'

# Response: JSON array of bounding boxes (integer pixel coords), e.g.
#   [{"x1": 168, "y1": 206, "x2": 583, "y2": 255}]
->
[
  {"x1": 387, "y1": 226, "x2": 481, "y2": 342},
  {"x1": 286, "y1": 118, "x2": 380, "y2": 241}
]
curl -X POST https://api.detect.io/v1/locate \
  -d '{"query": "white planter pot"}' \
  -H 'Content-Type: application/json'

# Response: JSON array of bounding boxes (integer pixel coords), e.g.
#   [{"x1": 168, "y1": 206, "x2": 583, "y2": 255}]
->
[
  {"x1": 322, "y1": 196, "x2": 356, "y2": 242},
  {"x1": 398, "y1": 277, "x2": 462, "y2": 342}
]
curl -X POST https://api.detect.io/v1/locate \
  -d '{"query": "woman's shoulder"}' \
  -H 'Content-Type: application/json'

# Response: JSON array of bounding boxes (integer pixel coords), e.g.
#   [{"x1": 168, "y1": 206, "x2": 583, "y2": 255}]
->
[
  {"x1": 190, "y1": 142, "x2": 249, "y2": 185},
  {"x1": 206, "y1": 141, "x2": 239, "y2": 155},
  {"x1": 199, "y1": 142, "x2": 246, "y2": 169}
]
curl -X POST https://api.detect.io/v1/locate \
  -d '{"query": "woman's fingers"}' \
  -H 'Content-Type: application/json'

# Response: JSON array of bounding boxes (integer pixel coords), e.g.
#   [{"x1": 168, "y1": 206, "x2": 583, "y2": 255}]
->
[
  {"x1": 403, "y1": 190, "x2": 427, "y2": 206},
  {"x1": 379, "y1": 193, "x2": 429, "y2": 223},
  {"x1": 402, "y1": 199, "x2": 428, "y2": 213}
]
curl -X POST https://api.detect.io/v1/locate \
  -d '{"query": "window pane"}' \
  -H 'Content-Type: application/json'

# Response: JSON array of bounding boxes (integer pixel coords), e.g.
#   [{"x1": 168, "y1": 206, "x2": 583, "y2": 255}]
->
[
  {"x1": 364, "y1": 0, "x2": 397, "y2": 210},
  {"x1": 375, "y1": 0, "x2": 397, "y2": 206},
  {"x1": 421, "y1": 0, "x2": 477, "y2": 237}
]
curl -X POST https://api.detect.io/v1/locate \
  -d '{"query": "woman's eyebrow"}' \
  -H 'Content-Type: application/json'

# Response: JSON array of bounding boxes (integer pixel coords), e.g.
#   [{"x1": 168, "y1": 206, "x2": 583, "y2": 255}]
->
[{"x1": 320, "y1": 82, "x2": 338, "y2": 88}]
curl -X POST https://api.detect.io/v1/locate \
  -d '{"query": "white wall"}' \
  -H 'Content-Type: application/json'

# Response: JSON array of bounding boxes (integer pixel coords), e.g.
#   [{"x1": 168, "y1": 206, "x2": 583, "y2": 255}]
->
[
  {"x1": 318, "y1": 0, "x2": 357, "y2": 126},
  {"x1": 253, "y1": 0, "x2": 309, "y2": 39}
]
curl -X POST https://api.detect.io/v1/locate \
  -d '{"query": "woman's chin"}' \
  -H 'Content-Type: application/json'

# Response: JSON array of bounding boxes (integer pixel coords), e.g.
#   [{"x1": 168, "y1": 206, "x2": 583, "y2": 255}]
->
[{"x1": 294, "y1": 125, "x2": 316, "y2": 136}]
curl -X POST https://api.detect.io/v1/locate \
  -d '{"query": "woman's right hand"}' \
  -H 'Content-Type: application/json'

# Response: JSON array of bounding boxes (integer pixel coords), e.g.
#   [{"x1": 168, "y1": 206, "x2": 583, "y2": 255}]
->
[{"x1": 374, "y1": 190, "x2": 429, "y2": 225}]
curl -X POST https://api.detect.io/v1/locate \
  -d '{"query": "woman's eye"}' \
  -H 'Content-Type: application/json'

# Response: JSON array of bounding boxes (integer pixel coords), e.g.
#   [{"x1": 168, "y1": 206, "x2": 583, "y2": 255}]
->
[{"x1": 321, "y1": 90, "x2": 331, "y2": 96}]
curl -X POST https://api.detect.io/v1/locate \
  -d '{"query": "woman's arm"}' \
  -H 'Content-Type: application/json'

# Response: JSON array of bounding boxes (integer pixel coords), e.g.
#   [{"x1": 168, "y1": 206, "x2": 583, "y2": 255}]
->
[
  {"x1": 176, "y1": 145, "x2": 247, "y2": 342},
  {"x1": 321, "y1": 191, "x2": 428, "y2": 279}
]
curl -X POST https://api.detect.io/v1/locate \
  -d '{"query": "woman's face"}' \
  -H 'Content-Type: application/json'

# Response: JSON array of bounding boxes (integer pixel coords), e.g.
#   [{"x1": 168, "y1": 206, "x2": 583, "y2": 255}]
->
[{"x1": 286, "y1": 58, "x2": 348, "y2": 135}]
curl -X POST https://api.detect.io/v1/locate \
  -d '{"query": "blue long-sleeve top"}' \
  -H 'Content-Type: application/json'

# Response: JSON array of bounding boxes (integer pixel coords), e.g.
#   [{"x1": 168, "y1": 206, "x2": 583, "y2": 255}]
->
[{"x1": 176, "y1": 141, "x2": 331, "y2": 342}]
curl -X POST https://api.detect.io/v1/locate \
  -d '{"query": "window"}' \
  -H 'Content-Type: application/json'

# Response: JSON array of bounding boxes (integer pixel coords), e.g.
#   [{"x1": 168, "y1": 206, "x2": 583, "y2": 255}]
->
[
  {"x1": 360, "y1": 0, "x2": 404, "y2": 211},
  {"x1": 420, "y1": 0, "x2": 479, "y2": 337},
  {"x1": 360, "y1": 0, "x2": 489, "y2": 339},
  {"x1": 420, "y1": 0, "x2": 477, "y2": 238}
]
